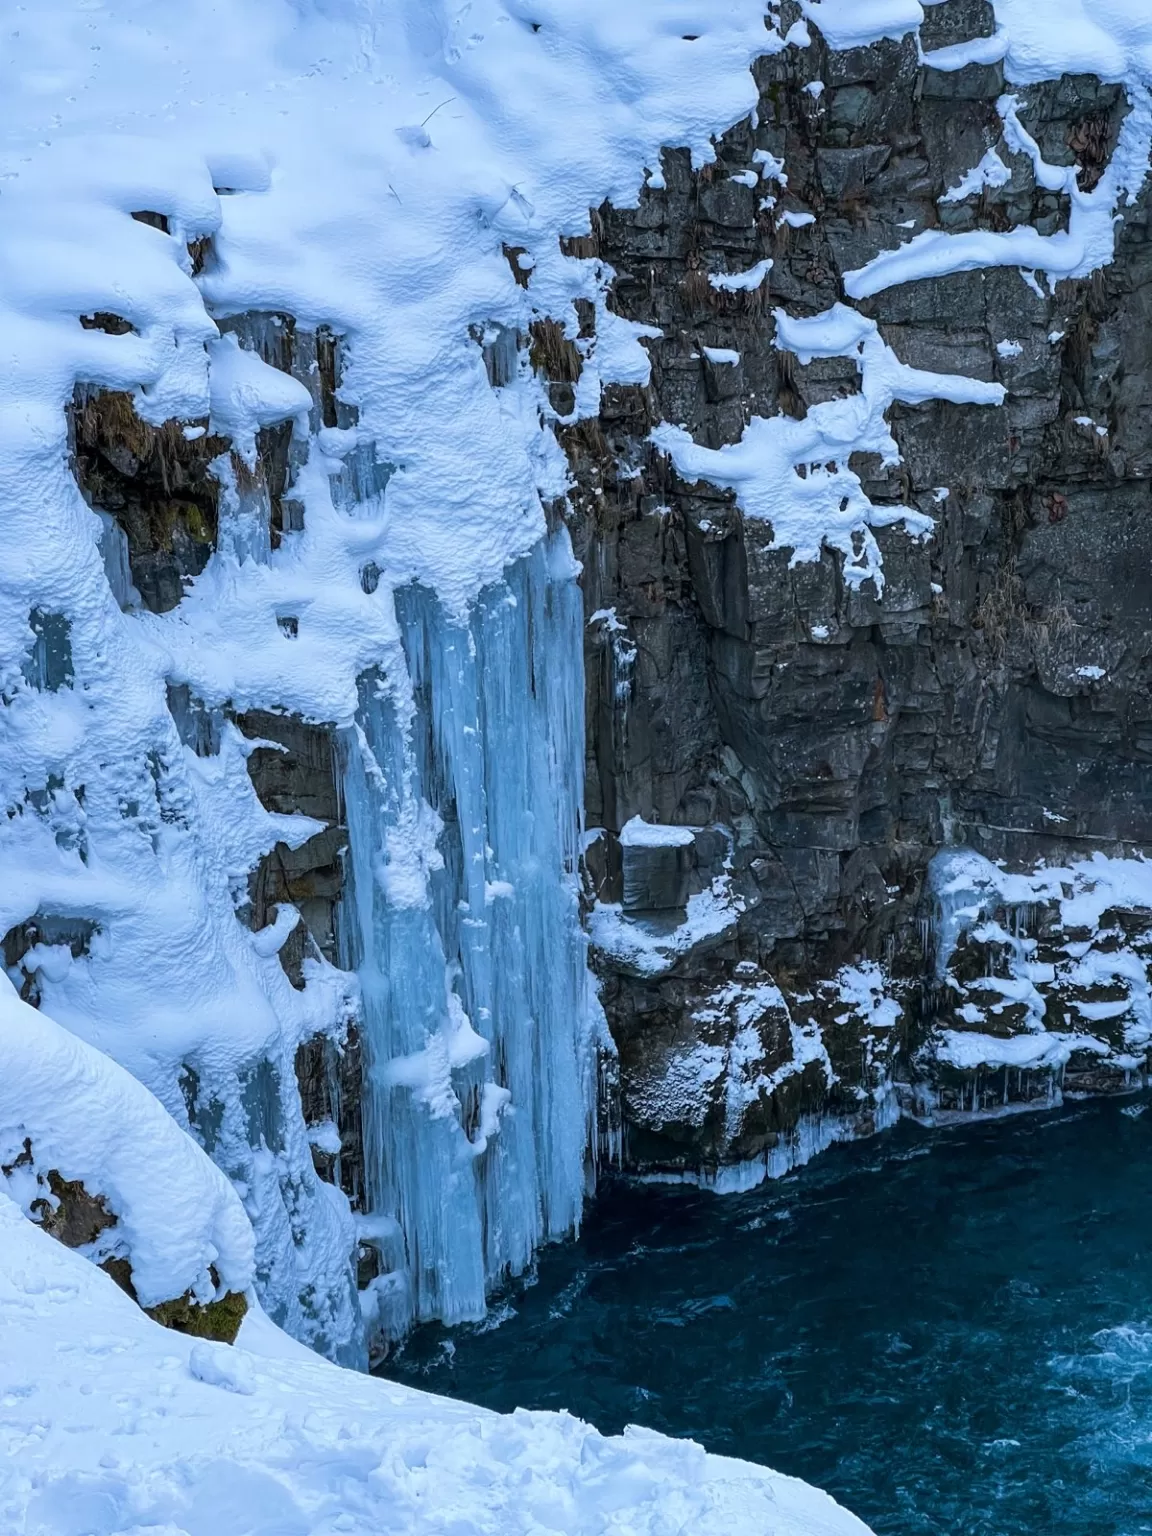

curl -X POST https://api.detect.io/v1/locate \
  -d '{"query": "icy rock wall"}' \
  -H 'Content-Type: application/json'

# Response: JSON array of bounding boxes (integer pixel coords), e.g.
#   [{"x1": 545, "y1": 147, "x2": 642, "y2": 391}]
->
[
  {"x1": 3, "y1": 0, "x2": 806, "y2": 1351},
  {"x1": 919, "y1": 847, "x2": 1152, "y2": 1114},
  {"x1": 0, "y1": 328, "x2": 366, "y2": 1361},
  {"x1": 8, "y1": 0, "x2": 1152, "y2": 1343}
]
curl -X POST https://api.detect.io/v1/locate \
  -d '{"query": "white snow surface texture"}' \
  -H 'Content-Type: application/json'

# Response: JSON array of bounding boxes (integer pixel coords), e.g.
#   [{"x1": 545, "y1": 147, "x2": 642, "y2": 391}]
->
[
  {"x1": 0, "y1": 1189, "x2": 875, "y2": 1536},
  {"x1": 2, "y1": 0, "x2": 1152, "y2": 1528},
  {"x1": 0, "y1": 977, "x2": 254, "y2": 1309}
]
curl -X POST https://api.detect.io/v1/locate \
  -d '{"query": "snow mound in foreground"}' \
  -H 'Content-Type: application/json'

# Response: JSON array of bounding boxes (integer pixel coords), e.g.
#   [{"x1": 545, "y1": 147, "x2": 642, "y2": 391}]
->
[
  {"x1": 0, "y1": 1195, "x2": 873, "y2": 1536},
  {"x1": 0, "y1": 977, "x2": 253, "y2": 1309}
]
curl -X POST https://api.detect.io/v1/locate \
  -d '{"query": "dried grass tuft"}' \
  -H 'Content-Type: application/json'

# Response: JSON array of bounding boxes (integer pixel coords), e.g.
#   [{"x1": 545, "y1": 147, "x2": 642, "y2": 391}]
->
[{"x1": 529, "y1": 318, "x2": 583, "y2": 382}]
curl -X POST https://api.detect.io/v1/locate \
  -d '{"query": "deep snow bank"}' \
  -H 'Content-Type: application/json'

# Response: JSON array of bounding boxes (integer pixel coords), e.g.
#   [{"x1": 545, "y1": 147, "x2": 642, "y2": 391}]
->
[
  {"x1": 0, "y1": 1194, "x2": 875, "y2": 1536},
  {"x1": 0, "y1": 977, "x2": 253, "y2": 1310}
]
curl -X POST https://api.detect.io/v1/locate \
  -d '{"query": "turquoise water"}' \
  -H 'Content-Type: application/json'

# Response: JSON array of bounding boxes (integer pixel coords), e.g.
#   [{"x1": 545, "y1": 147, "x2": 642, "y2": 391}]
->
[{"x1": 386, "y1": 1098, "x2": 1152, "y2": 1535}]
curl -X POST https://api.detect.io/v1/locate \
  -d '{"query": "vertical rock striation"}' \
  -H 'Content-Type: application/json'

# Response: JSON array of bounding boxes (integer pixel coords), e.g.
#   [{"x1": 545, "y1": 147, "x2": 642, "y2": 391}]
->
[{"x1": 564, "y1": 1, "x2": 1152, "y2": 1179}]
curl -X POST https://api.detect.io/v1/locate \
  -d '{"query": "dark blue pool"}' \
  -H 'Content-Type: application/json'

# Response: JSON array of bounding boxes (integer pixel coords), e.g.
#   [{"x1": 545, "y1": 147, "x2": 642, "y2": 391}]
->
[{"x1": 386, "y1": 1097, "x2": 1152, "y2": 1535}]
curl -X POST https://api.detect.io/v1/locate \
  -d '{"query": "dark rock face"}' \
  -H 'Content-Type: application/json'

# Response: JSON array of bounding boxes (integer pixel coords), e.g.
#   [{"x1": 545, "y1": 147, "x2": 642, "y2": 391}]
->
[
  {"x1": 234, "y1": 707, "x2": 366, "y2": 1215},
  {"x1": 70, "y1": 388, "x2": 229, "y2": 613},
  {"x1": 238, "y1": 707, "x2": 347, "y2": 987},
  {"x1": 562, "y1": 9, "x2": 1152, "y2": 1173}
]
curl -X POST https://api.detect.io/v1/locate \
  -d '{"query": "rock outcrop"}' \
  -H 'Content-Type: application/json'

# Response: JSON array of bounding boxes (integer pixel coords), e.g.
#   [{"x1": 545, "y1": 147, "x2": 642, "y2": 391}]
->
[{"x1": 562, "y1": 0, "x2": 1152, "y2": 1176}]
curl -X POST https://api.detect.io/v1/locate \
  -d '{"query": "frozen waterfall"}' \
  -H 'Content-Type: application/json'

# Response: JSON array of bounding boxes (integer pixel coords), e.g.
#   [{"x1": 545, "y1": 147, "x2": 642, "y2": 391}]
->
[{"x1": 340, "y1": 527, "x2": 600, "y2": 1339}]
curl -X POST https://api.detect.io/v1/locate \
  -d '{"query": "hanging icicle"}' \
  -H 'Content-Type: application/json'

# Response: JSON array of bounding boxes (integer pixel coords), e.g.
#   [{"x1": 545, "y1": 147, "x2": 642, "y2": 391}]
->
[{"x1": 340, "y1": 528, "x2": 600, "y2": 1338}]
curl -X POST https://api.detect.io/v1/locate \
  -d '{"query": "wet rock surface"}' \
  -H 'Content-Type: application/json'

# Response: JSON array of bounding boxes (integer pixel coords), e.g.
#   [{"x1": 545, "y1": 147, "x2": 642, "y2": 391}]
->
[{"x1": 70, "y1": 388, "x2": 230, "y2": 613}]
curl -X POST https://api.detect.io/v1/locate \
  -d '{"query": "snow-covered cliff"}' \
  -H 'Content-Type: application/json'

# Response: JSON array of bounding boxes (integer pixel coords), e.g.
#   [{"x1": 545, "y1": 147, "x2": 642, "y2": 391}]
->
[
  {"x1": 0, "y1": 0, "x2": 773, "y2": 1352},
  {"x1": 4, "y1": 0, "x2": 1152, "y2": 1528},
  {"x1": 572, "y1": 0, "x2": 1152, "y2": 1180}
]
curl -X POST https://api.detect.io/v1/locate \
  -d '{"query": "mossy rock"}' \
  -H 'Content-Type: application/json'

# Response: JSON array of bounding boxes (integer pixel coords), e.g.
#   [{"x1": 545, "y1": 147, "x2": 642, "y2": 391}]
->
[
  {"x1": 148, "y1": 1287, "x2": 248, "y2": 1344},
  {"x1": 102, "y1": 1256, "x2": 248, "y2": 1344},
  {"x1": 9, "y1": 1149, "x2": 249, "y2": 1346},
  {"x1": 31, "y1": 1170, "x2": 117, "y2": 1248}
]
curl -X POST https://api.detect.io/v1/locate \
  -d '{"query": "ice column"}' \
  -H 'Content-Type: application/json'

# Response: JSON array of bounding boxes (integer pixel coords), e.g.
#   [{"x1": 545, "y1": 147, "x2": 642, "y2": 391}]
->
[
  {"x1": 340, "y1": 527, "x2": 598, "y2": 1335},
  {"x1": 928, "y1": 848, "x2": 1000, "y2": 983}
]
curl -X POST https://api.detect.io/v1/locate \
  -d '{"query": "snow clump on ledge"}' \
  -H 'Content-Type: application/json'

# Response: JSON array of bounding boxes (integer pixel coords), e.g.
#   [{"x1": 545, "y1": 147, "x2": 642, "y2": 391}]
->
[{"x1": 0, "y1": 978, "x2": 253, "y2": 1309}]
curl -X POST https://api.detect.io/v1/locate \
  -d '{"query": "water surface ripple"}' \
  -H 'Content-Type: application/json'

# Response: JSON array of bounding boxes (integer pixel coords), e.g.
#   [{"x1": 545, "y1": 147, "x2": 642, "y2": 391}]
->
[{"x1": 387, "y1": 1098, "x2": 1152, "y2": 1535}]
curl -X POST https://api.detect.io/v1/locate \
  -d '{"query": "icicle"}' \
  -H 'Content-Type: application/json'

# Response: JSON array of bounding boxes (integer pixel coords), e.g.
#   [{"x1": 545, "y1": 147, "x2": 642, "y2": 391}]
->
[
  {"x1": 928, "y1": 849, "x2": 997, "y2": 982},
  {"x1": 22, "y1": 608, "x2": 73, "y2": 692},
  {"x1": 329, "y1": 439, "x2": 394, "y2": 510},
  {"x1": 97, "y1": 511, "x2": 140, "y2": 611},
  {"x1": 918, "y1": 914, "x2": 931, "y2": 963},
  {"x1": 213, "y1": 453, "x2": 273, "y2": 567},
  {"x1": 339, "y1": 527, "x2": 597, "y2": 1337}
]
